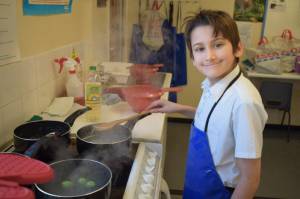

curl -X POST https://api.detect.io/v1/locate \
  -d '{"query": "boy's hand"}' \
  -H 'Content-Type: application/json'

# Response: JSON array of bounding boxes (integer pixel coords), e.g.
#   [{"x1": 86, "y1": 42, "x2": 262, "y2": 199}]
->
[
  {"x1": 146, "y1": 100, "x2": 196, "y2": 118},
  {"x1": 145, "y1": 99, "x2": 179, "y2": 113}
]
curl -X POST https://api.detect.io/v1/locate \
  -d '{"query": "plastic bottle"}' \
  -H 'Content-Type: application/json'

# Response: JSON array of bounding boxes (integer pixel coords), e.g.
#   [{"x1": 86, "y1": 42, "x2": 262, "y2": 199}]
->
[
  {"x1": 85, "y1": 66, "x2": 102, "y2": 121},
  {"x1": 65, "y1": 59, "x2": 84, "y2": 98}
]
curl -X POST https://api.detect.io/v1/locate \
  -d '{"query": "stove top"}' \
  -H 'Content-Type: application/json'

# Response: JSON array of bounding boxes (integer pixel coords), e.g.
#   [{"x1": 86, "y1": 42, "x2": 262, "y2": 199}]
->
[{"x1": 4, "y1": 140, "x2": 139, "y2": 199}]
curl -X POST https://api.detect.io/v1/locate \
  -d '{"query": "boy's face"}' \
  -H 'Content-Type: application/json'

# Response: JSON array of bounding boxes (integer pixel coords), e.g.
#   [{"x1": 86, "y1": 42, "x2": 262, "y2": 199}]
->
[{"x1": 190, "y1": 25, "x2": 243, "y2": 84}]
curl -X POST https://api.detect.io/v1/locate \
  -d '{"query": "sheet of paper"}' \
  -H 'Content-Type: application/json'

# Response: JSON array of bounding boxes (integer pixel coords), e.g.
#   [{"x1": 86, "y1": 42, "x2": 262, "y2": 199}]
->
[
  {"x1": 0, "y1": 0, "x2": 20, "y2": 66},
  {"x1": 237, "y1": 21, "x2": 254, "y2": 48}
]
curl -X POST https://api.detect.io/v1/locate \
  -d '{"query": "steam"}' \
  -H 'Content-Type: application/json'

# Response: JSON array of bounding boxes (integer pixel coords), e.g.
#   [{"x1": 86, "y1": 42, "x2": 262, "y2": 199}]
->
[{"x1": 40, "y1": 122, "x2": 136, "y2": 191}]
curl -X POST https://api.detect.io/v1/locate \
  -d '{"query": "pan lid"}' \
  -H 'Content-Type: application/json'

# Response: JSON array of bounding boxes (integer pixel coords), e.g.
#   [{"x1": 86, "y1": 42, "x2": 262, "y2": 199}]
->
[
  {"x1": 0, "y1": 179, "x2": 34, "y2": 199},
  {"x1": 0, "y1": 153, "x2": 54, "y2": 184}
]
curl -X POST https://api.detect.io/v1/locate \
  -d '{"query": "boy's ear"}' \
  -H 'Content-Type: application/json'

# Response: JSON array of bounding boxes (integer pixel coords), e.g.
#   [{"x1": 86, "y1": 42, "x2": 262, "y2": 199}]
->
[{"x1": 234, "y1": 42, "x2": 244, "y2": 58}]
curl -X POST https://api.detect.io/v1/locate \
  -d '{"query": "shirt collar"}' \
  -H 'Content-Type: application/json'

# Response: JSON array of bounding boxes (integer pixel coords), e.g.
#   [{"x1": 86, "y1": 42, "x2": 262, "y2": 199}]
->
[{"x1": 201, "y1": 65, "x2": 241, "y2": 101}]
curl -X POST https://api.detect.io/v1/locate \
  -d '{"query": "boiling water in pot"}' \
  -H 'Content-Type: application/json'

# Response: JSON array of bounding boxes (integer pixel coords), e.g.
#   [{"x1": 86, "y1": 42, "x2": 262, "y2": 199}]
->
[{"x1": 83, "y1": 125, "x2": 130, "y2": 144}]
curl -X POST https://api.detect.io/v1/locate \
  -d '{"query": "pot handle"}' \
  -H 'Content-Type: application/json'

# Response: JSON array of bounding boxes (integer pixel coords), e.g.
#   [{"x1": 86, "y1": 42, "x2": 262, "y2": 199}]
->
[
  {"x1": 64, "y1": 107, "x2": 91, "y2": 126},
  {"x1": 23, "y1": 136, "x2": 50, "y2": 158}
]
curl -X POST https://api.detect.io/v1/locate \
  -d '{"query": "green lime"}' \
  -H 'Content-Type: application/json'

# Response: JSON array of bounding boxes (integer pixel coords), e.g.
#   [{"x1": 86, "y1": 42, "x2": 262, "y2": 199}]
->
[
  {"x1": 61, "y1": 180, "x2": 73, "y2": 188},
  {"x1": 77, "y1": 177, "x2": 87, "y2": 185},
  {"x1": 86, "y1": 180, "x2": 96, "y2": 188}
]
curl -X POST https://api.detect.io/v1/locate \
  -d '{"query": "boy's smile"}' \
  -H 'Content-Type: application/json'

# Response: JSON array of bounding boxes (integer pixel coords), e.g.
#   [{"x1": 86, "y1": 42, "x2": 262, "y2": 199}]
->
[{"x1": 191, "y1": 25, "x2": 243, "y2": 85}]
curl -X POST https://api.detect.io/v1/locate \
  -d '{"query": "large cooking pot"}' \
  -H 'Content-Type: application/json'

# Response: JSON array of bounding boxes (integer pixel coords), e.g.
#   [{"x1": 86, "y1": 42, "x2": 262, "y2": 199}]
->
[
  {"x1": 13, "y1": 107, "x2": 90, "y2": 162},
  {"x1": 35, "y1": 159, "x2": 112, "y2": 199},
  {"x1": 76, "y1": 113, "x2": 150, "y2": 186}
]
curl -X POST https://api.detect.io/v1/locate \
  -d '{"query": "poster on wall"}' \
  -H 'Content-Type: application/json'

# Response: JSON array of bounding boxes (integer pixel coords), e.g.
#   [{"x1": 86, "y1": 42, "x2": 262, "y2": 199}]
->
[
  {"x1": 0, "y1": 0, "x2": 20, "y2": 66},
  {"x1": 28, "y1": 0, "x2": 70, "y2": 5},
  {"x1": 233, "y1": 0, "x2": 266, "y2": 22},
  {"x1": 23, "y1": 0, "x2": 72, "y2": 15}
]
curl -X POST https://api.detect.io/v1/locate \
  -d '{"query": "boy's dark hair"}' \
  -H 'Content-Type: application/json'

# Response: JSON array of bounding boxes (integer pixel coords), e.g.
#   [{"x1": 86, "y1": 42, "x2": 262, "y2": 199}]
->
[{"x1": 184, "y1": 10, "x2": 241, "y2": 60}]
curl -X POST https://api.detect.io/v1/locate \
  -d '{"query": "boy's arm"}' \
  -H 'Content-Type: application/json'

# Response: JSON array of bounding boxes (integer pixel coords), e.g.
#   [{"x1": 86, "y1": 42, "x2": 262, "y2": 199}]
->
[
  {"x1": 146, "y1": 99, "x2": 196, "y2": 118},
  {"x1": 175, "y1": 103, "x2": 196, "y2": 118},
  {"x1": 231, "y1": 158, "x2": 261, "y2": 199}
]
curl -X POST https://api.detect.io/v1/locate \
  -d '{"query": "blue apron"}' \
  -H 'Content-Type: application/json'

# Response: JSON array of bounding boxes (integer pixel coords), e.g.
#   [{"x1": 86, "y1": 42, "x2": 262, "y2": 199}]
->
[{"x1": 183, "y1": 71, "x2": 241, "y2": 199}]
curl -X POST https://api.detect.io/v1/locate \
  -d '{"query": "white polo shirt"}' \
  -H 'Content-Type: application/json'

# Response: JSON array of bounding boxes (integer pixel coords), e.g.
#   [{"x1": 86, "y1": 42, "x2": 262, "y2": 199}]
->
[{"x1": 194, "y1": 65, "x2": 268, "y2": 187}]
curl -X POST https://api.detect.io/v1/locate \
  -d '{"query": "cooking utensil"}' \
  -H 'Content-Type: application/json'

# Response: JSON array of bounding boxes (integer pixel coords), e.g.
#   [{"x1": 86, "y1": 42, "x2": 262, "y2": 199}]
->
[
  {"x1": 76, "y1": 111, "x2": 150, "y2": 146},
  {"x1": 105, "y1": 85, "x2": 182, "y2": 112},
  {"x1": 93, "y1": 112, "x2": 151, "y2": 130},
  {"x1": 14, "y1": 107, "x2": 91, "y2": 162},
  {"x1": 76, "y1": 112, "x2": 150, "y2": 187},
  {"x1": 123, "y1": 85, "x2": 182, "y2": 112},
  {"x1": 35, "y1": 159, "x2": 112, "y2": 199}
]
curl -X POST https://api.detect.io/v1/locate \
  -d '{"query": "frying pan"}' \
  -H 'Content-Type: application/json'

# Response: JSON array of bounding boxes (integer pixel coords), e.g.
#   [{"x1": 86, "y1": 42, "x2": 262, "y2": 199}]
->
[
  {"x1": 13, "y1": 107, "x2": 91, "y2": 162},
  {"x1": 35, "y1": 159, "x2": 112, "y2": 199},
  {"x1": 128, "y1": 64, "x2": 163, "y2": 84},
  {"x1": 105, "y1": 85, "x2": 182, "y2": 112}
]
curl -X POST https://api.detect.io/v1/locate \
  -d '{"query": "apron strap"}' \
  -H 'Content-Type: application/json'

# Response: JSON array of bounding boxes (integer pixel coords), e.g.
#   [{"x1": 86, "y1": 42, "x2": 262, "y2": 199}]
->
[{"x1": 204, "y1": 70, "x2": 242, "y2": 132}]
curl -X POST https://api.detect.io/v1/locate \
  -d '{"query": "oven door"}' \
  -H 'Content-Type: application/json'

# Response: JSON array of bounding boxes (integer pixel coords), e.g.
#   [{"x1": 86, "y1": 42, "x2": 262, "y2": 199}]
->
[{"x1": 123, "y1": 142, "x2": 170, "y2": 199}]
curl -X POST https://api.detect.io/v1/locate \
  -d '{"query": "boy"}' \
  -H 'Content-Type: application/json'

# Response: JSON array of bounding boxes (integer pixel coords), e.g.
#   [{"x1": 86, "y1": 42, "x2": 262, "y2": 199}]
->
[{"x1": 146, "y1": 10, "x2": 267, "y2": 199}]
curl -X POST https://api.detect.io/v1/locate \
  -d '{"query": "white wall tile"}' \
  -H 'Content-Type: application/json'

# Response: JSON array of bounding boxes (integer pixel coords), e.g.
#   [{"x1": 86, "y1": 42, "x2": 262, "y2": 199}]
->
[
  {"x1": 0, "y1": 63, "x2": 22, "y2": 107},
  {"x1": 36, "y1": 52, "x2": 57, "y2": 86},
  {"x1": 17, "y1": 57, "x2": 38, "y2": 94},
  {"x1": 54, "y1": 76, "x2": 67, "y2": 97},
  {"x1": 21, "y1": 89, "x2": 39, "y2": 121},
  {"x1": 0, "y1": 42, "x2": 86, "y2": 149},
  {"x1": 0, "y1": 100, "x2": 23, "y2": 147},
  {"x1": 37, "y1": 80, "x2": 56, "y2": 113}
]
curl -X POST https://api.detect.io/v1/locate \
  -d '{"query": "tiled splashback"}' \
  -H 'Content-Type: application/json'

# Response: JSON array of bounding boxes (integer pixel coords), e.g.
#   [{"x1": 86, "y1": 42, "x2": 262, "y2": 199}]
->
[{"x1": 0, "y1": 42, "x2": 85, "y2": 149}]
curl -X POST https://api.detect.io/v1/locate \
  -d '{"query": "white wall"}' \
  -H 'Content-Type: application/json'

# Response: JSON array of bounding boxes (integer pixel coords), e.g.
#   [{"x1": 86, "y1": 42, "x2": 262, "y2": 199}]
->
[
  {"x1": 0, "y1": 0, "x2": 109, "y2": 149},
  {"x1": 264, "y1": 0, "x2": 300, "y2": 39}
]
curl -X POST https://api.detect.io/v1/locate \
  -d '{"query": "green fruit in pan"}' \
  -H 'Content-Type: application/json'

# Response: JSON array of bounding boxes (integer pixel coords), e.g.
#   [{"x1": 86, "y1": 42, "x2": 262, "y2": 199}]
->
[
  {"x1": 78, "y1": 177, "x2": 87, "y2": 185},
  {"x1": 61, "y1": 180, "x2": 73, "y2": 188},
  {"x1": 86, "y1": 180, "x2": 96, "y2": 188}
]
